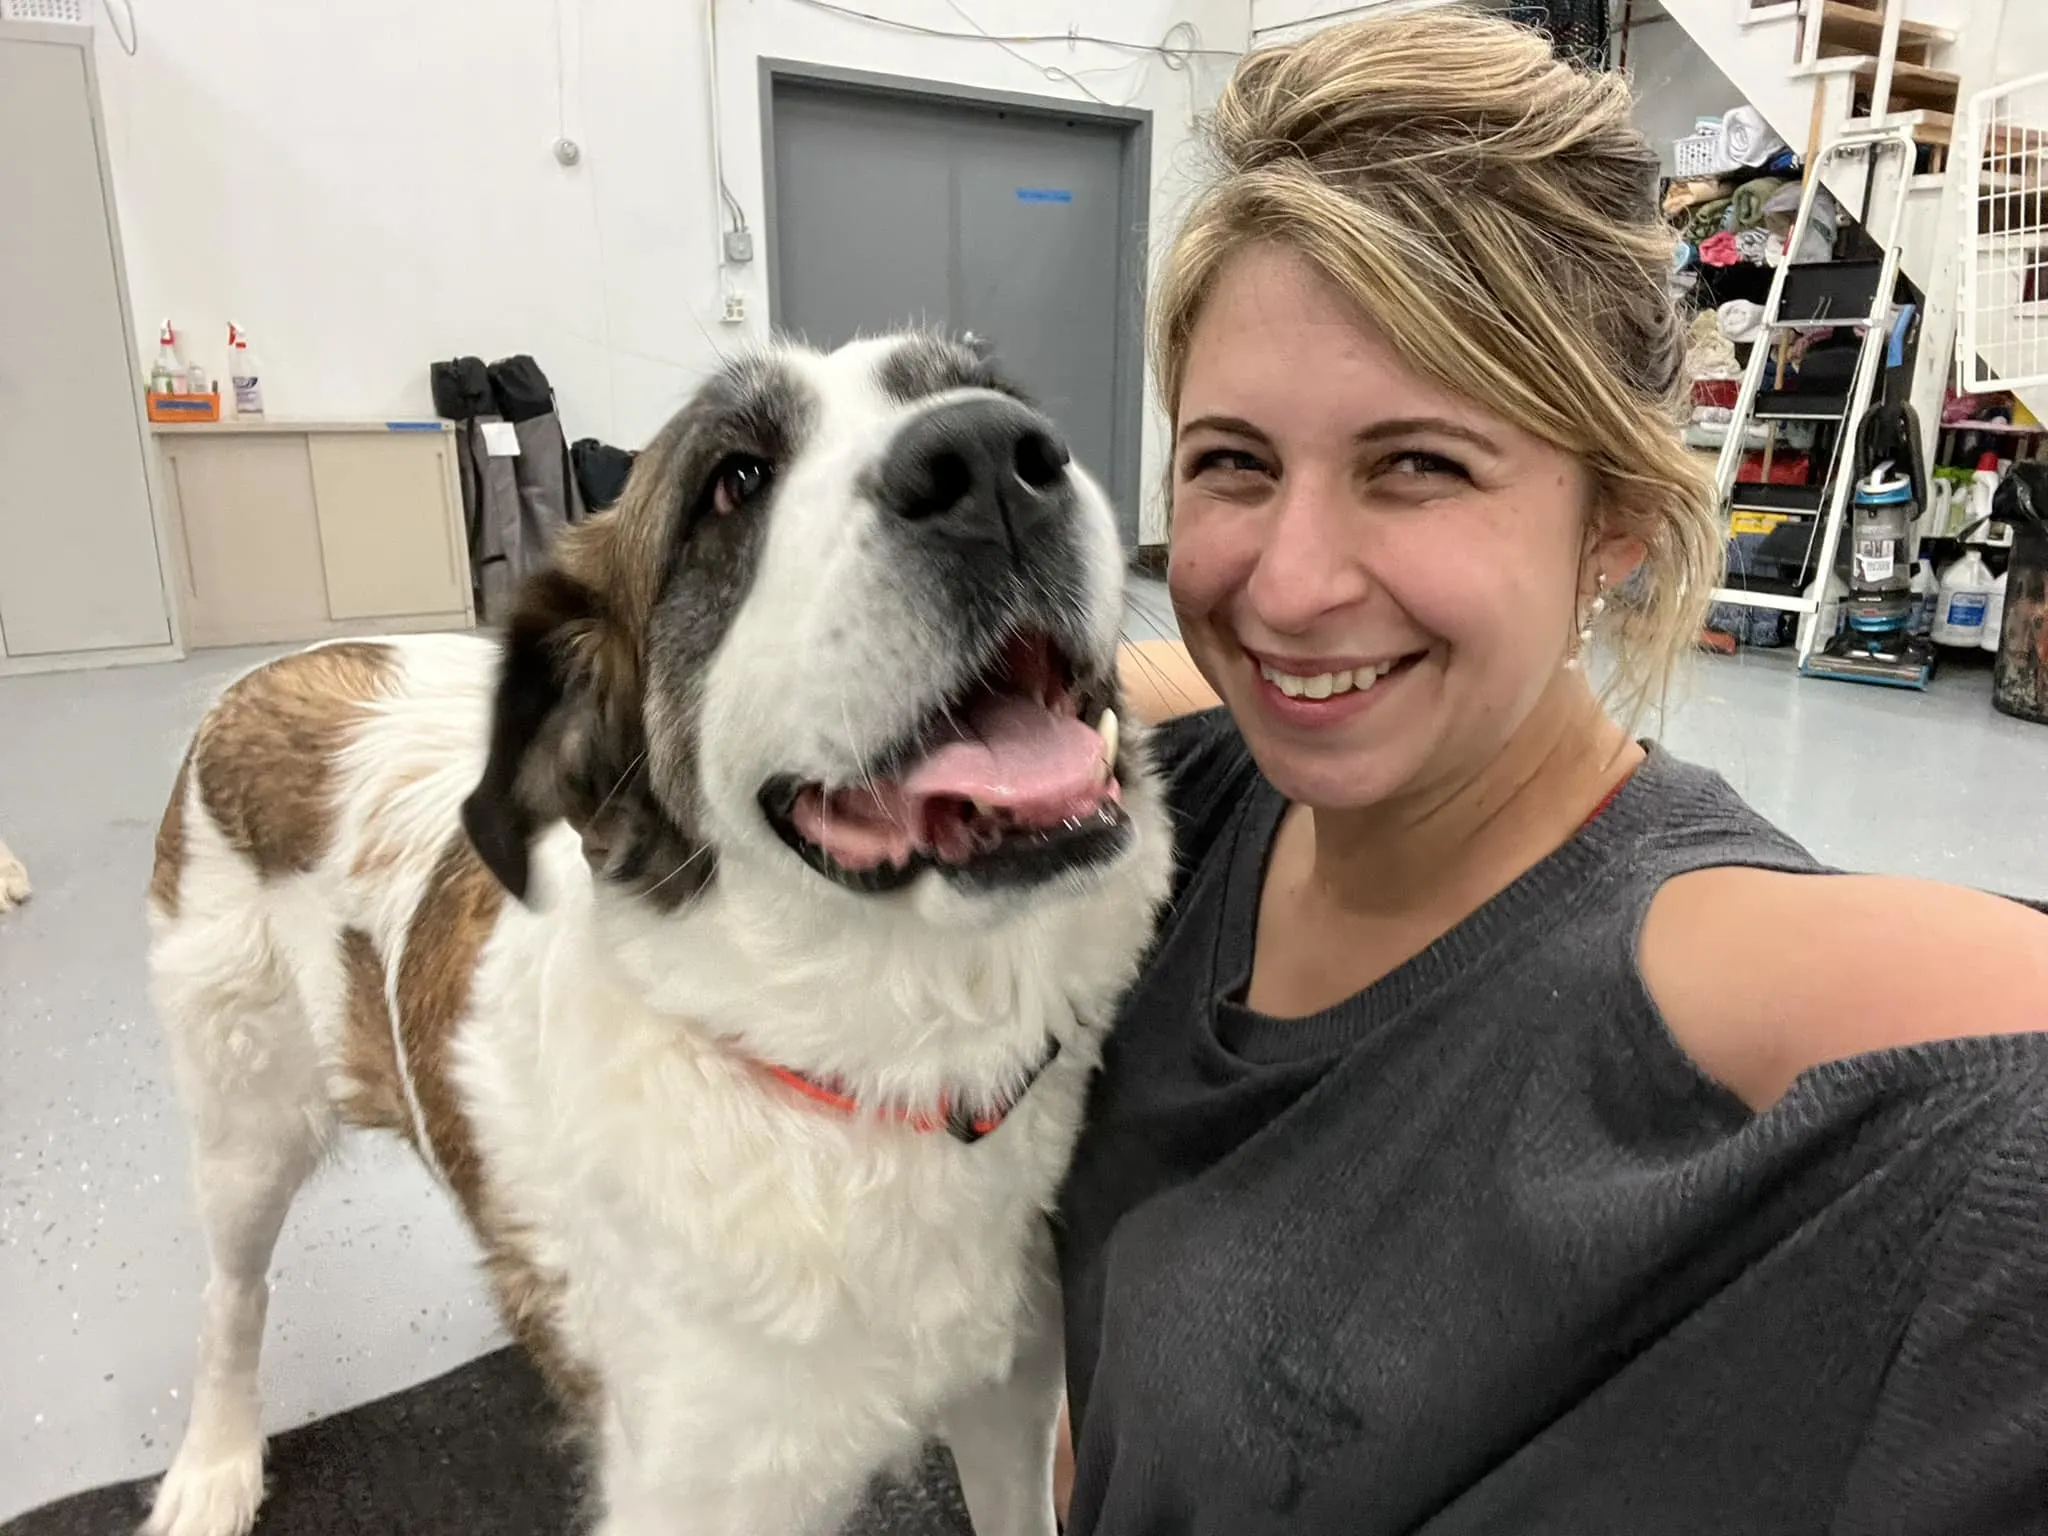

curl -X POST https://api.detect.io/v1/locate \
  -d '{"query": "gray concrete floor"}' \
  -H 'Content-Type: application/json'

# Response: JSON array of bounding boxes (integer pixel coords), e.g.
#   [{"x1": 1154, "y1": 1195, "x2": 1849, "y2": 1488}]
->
[{"x1": 2, "y1": 598, "x2": 2044, "y2": 1518}]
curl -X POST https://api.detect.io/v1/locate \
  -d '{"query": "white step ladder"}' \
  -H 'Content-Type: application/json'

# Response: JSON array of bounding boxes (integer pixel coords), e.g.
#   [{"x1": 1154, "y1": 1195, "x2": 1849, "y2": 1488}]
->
[{"x1": 1709, "y1": 123, "x2": 1920, "y2": 664}]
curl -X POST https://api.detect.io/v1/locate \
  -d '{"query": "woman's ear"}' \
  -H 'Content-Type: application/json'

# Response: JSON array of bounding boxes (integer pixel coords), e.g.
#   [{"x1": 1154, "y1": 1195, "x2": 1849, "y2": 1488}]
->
[{"x1": 1594, "y1": 529, "x2": 1649, "y2": 593}]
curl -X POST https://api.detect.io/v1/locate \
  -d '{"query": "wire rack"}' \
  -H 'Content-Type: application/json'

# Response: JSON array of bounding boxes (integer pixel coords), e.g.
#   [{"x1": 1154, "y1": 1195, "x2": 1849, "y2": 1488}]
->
[
  {"x1": 1503, "y1": 0, "x2": 1612, "y2": 70},
  {"x1": 1960, "y1": 72, "x2": 2048, "y2": 396}
]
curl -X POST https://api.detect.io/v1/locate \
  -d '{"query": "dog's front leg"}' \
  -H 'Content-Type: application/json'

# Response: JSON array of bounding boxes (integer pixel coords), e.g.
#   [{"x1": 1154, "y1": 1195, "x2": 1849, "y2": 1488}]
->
[{"x1": 940, "y1": 1240, "x2": 1064, "y2": 1536}]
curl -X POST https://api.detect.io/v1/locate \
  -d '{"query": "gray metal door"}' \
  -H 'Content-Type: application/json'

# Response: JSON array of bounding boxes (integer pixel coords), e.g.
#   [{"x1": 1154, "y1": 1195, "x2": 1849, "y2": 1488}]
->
[{"x1": 767, "y1": 72, "x2": 1144, "y2": 543}]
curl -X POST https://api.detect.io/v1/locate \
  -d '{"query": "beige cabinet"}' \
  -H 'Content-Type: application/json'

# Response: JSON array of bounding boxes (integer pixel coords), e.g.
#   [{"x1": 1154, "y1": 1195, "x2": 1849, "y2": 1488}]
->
[
  {"x1": 0, "y1": 22, "x2": 179, "y2": 673},
  {"x1": 158, "y1": 422, "x2": 473, "y2": 648}
]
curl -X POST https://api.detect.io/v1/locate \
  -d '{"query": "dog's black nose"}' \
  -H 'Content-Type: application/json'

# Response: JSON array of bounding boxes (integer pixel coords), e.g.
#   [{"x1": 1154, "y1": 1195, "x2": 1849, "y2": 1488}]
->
[{"x1": 874, "y1": 396, "x2": 1073, "y2": 549}]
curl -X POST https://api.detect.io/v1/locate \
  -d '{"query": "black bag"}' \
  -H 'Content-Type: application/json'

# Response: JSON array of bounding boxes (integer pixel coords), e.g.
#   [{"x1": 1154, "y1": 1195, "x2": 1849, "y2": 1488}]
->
[
  {"x1": 487, "y1": 355, "x2": 558, "y2": 424},
  {"x1": 430, "y1": 356, "x2": 492, "y2": 420},
  {"x1": 572, "y1": 438, "x2": 638, "y2": 514}
]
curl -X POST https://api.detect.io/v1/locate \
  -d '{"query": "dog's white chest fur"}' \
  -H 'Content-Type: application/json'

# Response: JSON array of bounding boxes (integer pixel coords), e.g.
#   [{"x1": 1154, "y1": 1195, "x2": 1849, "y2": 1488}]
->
[{"x1": 463, "y1": 856, "x2": 1105, "y2": 1415}]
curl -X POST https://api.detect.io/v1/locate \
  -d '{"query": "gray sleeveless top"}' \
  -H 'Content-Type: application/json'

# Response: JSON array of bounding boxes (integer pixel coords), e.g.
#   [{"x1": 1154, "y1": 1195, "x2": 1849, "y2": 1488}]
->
[{"x1": 1056, "y1": 710, "x2": 2048, "y2": 1536}]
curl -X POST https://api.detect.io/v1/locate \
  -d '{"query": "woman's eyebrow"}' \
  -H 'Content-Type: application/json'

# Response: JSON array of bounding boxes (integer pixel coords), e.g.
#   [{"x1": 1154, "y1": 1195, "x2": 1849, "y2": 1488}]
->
[
  {"x1": 1177, "y1": 414, "x2": 1272, "y2": 445},
  {"x1": 1354, "y1": 417, "x2": 1502, "y2": 455}
]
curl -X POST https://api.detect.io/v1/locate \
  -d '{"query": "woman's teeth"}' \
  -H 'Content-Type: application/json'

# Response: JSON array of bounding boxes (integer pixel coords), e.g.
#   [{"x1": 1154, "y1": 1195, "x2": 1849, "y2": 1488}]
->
[{"x1": 1259, "y1": 659, "x2": 1401, "y2": 700}]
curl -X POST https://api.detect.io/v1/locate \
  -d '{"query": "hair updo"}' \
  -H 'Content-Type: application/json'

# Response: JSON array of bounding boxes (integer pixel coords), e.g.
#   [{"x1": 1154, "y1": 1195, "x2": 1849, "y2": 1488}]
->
[{"x1": 1154, "y1": 7, "x2": 1718, "y2": 717}]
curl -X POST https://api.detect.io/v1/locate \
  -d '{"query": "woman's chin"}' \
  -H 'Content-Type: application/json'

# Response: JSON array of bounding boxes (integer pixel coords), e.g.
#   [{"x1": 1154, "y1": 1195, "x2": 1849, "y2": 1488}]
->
[{"x1": 1231, "y1": 712, "x2": 1433, "y2": 813}]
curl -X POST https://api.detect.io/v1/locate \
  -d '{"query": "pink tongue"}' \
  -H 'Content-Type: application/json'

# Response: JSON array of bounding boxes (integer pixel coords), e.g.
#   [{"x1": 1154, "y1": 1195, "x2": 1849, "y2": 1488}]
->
[{"x1": 903, "y1": 696, "x2": 1109, "y2": 822}]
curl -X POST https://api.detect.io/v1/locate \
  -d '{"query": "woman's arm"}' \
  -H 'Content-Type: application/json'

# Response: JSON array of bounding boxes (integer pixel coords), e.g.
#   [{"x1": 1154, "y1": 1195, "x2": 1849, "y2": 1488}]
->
[
  {"x1": 1116, "y1": 640, "x2": 1220, "y2": 725},
  {"x1": 1828, "y1": 1091, "x2": 2048, "y2": 1533},
  {"x1": 1641, "y1": 868, "x2": 2048, "y2": 1110}
]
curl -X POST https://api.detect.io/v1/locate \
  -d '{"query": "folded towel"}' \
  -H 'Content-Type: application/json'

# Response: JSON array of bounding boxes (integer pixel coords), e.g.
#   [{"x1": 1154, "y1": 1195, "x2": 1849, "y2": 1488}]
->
[
  {"x1": 1730, "y1": 176, "x2": 1789, "y2": 231},
  {"x1": 1686, "y1": 198, "x2": 1734, "y2": 242},
  {"x1": 1687, "y1": 335, "x2": 1740, "y2": 378},
  {"x1": 1699, "y1": 230, "x2": 1743, "y2": 267},
  {"x1": 1736, "y1": 227, "x2": 1771, "y2": 264},
  {"x1": 1761, "y1": 181, "x2": 1804, "y2": 234},
  {"x1": 1721, "y1": 105, "x2": 1786, "y2": 167},
  {"x1": 1717, "y1": 300, "x2": 1766, "y2": 342},
  {"x1": 1663, "y1": 176, "x2": 1735, "y2": 217}
]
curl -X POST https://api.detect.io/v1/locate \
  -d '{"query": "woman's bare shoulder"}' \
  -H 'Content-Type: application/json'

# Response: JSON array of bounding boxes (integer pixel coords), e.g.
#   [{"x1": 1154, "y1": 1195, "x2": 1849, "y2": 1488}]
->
[{"x1": 1639, "y1": 867, "x2": 2048, "y2": 1110}]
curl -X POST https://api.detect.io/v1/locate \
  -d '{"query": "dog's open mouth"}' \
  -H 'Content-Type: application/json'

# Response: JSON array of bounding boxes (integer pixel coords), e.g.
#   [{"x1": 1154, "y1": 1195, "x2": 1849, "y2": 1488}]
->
[{"x1": 761, "y1": 632, "x2": 1129, "y2": 893}]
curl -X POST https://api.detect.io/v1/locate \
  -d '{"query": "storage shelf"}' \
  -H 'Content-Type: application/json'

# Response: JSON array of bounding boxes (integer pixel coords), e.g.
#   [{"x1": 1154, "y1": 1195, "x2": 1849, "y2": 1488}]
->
[
  {"x1": 1818, "y1": 2, "x2": 1950, "y2": 53},
  {"x1": 152, "y1": 418, "x2": 452, "y2": 436},
  {"x1": 1853, "y1": 61, "x2": 1960, "y2": 114}
]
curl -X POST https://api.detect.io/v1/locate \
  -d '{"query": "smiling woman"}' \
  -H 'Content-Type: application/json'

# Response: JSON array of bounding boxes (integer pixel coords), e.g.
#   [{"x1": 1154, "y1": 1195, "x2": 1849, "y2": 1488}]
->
[{"x1": 1055, "y1": 10, "x2": 2048, "y2": 1536}]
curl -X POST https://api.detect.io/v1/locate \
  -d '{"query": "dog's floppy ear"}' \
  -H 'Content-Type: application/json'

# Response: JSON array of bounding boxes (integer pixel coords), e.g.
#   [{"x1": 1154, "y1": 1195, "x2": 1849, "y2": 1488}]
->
[{"x1": 462, "y1": 535, "x2": 644, "y2": 904}]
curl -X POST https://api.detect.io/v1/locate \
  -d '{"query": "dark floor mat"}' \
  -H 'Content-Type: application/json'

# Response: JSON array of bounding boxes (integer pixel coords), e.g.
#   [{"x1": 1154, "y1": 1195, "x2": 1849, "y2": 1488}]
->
[{"x1": 3, "y1": 1347, "x2": 973, "y2": 1535}]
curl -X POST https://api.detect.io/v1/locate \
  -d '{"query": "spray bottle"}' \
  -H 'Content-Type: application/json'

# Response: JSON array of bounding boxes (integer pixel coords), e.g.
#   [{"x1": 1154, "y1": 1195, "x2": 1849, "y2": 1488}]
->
[
  {"x1": 228, "y1": 322, "x2": 265, "y2": 419},
  {"x1": 149, "y1": 320, "x2": 184, "y2": 396}
]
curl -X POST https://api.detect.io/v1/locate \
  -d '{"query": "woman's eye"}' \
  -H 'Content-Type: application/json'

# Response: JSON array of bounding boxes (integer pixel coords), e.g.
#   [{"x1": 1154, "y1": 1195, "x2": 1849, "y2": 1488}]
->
[
  {"x1": 1186, "y1": 447, "x2": 1268, "y2": 478},
  {"x1": 710, "y1": 456, "x2": 774, "y2": 515},
  {"x1": 1384, "y1": 451, "x2": 1468, "y2": 482}
]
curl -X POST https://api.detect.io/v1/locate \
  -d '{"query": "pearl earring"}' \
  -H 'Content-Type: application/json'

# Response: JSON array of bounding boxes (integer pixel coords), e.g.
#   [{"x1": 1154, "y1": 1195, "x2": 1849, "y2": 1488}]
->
[{"x1": 1565, "y1": 570, "x2": 1609, "y2": 672}]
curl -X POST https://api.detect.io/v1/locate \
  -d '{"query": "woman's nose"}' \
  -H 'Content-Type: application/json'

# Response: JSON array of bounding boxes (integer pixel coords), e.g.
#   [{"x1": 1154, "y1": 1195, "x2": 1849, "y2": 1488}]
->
[{"x1": 1243, "y1": 478, "x2": 1372, "y2": 634}]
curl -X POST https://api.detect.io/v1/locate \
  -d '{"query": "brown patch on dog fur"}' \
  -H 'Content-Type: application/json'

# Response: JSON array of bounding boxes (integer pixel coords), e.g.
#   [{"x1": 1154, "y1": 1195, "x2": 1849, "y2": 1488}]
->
[
  {"x1": 148, "y1": 746, "x2": 195, "y2": 916},
  {"x1": 193, "y1": 642, "x2": 397, "y2": 878},
  {"x1": 334, "y1": 928, "x2": 413, "y2": 1140},
  {"x1": 396, "y1": 833, "x2": 596, "y2": 1412},
  {"x1": 394, "y1": 834, "x2": 504, "y2": 1210}
]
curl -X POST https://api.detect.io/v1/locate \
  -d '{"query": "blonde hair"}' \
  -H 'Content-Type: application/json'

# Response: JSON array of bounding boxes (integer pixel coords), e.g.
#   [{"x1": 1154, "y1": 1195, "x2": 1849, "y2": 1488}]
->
[{"x1": 1154, "y1": 7, "x2": 1718, "y2": 720}]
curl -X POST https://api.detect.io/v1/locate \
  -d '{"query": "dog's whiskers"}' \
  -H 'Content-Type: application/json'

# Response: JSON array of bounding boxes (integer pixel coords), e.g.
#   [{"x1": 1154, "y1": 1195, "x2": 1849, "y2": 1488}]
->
[
  {"x1": 592, "y1": 750, "x2": 649, "y2": 823},
  {"x1": 643, "y1": 841, "x2": 713, "y2": 899}
]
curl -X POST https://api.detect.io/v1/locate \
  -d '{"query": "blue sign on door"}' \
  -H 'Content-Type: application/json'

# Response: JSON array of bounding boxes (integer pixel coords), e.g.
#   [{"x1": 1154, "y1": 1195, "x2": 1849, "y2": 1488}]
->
[{"x1": 1016, "y1": 187, "x2": 1075, "y2": 204}]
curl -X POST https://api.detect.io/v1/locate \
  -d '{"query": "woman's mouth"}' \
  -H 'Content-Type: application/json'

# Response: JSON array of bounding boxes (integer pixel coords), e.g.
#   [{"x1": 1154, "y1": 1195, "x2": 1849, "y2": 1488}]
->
[{"x1": 1249, "y1": 651, "x2": 1426, "y2": 721}]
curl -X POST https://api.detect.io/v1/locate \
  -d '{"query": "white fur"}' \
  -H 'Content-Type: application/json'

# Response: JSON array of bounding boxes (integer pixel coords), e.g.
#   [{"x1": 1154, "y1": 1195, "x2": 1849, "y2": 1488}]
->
[{"x1": 144, "y1": 340, "x2": 1170, "y2": 1536}]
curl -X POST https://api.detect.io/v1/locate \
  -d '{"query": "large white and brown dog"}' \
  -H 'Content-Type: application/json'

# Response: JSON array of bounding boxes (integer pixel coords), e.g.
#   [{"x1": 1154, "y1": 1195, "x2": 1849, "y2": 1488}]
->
[{"x1": 142, "y1": 334, "x2": 1171, "y2": 1536}]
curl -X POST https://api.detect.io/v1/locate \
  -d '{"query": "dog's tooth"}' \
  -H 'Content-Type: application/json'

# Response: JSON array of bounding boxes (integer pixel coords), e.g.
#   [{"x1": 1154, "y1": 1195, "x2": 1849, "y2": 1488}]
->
[{"x1": 1096, "y1": 708, "x2": 1119, "y2": 776}]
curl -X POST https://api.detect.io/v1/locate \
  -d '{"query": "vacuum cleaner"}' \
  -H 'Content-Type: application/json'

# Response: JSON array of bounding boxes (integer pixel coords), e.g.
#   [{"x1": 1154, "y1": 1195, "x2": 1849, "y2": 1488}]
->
[{"x1": 1802, "y1": 305, "x2": 1935, "y2": 688}]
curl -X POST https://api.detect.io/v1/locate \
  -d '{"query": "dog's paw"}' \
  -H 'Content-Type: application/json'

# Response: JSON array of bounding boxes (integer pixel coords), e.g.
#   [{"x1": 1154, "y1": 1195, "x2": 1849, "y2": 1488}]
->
[
  {"x1": 142, "y1": 1439, "x2": 264, "y2": 1536},
  {"x1": 0, "y1": 846, "x2": 28, "y2": 913}
]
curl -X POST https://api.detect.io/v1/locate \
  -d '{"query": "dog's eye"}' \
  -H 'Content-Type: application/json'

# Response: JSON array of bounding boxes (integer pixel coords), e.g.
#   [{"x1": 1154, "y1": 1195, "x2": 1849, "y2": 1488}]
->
[{"x1": 710, "y1": 455, "x2": 774, "y2": 516}]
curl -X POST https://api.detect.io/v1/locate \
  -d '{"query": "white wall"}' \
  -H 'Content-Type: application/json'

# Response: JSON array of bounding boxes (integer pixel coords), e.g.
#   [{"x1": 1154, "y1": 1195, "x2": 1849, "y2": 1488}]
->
[
  {"x1": 1252, "y1": 0, "x2": 1488, "y2": 45},
  {"x1": 1621, "y1": 12, "x2": 1749, "y2": 174},
  {"x1": 1994, "y1": 1, "x2": 2048, "y2": 84},
  {"x1": 90, "y1": 0, "x2": 1247, "y2": 538}
]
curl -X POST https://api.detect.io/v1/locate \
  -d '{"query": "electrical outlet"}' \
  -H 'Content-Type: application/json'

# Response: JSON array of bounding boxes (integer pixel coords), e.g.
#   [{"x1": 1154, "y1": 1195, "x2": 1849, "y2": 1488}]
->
[
  {"x1": 723, "y1": 229, "x2": 755, "y2": 265},
  {"x1": 721, "y1": 291, "x2": 747, "y2": 324}
]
